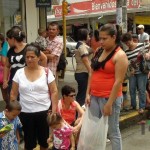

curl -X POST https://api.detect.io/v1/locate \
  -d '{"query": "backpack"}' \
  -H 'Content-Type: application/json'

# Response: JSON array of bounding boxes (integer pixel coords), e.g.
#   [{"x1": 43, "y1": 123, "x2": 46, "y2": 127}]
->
[{"x1": 57, "y1": 52, "x2": 68, "y2": 71}]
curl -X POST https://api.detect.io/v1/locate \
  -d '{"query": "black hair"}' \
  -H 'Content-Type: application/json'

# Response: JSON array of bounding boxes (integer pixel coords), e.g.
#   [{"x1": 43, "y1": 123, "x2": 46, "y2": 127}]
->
[
  {"x1": 47, "y1": 113, "x2": 62, "y2": 127},
  {"x1": 48, "y1": 22, "x2": 59, "y2": 30},
  {"x1": 61, "y1": 85, "x2": 75, "y2": 96},
  {"x1": 132, "y1": 34, "x2": 138, "y2": 39},
  {"x1": 6, "y1": 100, "x2": 22, "y2": 112},
  {"x1": 121, "y1": 33, "x2": 132, "y2": 43},
  {"x1": 77, "y1": 28, "x2": 89, "y2": 41},
  {"x1": 24, "y1": 42, "x2": 41, "y2": 57},
  {"x1": 94, "y1": 29, "x2": 100, "y2": 42},
  {"x1": 6, "y1": 26, "x2": 26, "y2": 42},
  {"x1": 100, "y1": 24, "x2": 122, "y2": 45}
]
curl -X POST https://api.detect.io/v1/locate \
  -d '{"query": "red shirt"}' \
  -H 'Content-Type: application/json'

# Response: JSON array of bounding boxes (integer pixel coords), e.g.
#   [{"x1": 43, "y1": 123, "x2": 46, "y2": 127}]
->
[
  {"x1": 90, "y1": 47, "x2": 122, "y2": 97},
  {"x1": 57, "y1": 99, "x2": 77, "y2": 125}
]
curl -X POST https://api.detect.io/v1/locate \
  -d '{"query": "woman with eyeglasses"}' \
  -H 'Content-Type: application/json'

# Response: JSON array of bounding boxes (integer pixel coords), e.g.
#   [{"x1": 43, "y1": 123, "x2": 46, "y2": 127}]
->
[
  {"x1": 57, "y1": 85, "x2": 84, "y2": 144},
  {"x1": 10, "y1": 43, "x2": 58, "y2": 150},
  {"x1": 84, "y1": 24, "x2": 128, "y2": 150},
  {"x1": 3, "y1": 26, "x2": 47, "y2": 99}
]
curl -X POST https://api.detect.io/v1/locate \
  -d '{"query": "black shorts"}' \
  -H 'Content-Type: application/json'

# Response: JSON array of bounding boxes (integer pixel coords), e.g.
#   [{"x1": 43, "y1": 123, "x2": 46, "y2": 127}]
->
[{"x1": 19, "y1": 110, "x2": 49, "y2": 149}]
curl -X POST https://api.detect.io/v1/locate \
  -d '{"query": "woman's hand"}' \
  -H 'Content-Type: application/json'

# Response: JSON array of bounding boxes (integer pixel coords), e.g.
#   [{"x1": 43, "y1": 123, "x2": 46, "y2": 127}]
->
[
  {"x1": 85, "y1": 94, "x2": 91, "y2": 106},
  {"x1": 47, "y1": 137, "x2": 52, "y2": 143},
  {"x1": 3, "y1": 80, "x2": 8, "y2": 89},
  {"x1": 103, "y1": 102, "x2": 112, "y2": 116},
  {"x1": 70, "y1": 146, "x2": 75, "y2": 150},
  {"x1": 73, "y1": 125, "x2": 80, "y2": 134}
]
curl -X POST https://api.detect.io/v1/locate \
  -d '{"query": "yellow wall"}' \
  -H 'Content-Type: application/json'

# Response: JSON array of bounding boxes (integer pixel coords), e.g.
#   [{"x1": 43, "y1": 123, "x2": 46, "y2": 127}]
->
[
  {"x1": 135, "y1": 16, "x2": 150, "y2": 25},
  {"x1": 140, "y1": 0, "x2": 150, "y2": 5}
]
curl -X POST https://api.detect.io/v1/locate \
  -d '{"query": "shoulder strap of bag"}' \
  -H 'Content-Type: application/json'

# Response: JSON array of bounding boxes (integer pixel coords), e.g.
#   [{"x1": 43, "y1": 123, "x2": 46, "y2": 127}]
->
[
  {"x1": 44, "y1": 67, "x2": 49, "y2": 84},
  {"x1": 44, "y1": 67, "x2": 51, "y2": 97}
]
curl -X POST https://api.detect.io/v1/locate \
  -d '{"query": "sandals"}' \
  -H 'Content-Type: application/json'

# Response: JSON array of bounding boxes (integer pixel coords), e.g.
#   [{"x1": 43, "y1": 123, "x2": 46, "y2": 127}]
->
[{"x1": 138, "y1": 109, "x2": 144, "y2": 114}]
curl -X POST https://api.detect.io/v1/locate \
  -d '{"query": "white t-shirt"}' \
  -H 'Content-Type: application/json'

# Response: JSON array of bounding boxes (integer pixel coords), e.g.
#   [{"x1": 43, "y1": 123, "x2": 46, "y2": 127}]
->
[
  {"x1": 138, "y1": 32, "x2": 149, "y2": 43},
  {"x1": 13, "y1": 67, "x2": 55, "y2": 113}
]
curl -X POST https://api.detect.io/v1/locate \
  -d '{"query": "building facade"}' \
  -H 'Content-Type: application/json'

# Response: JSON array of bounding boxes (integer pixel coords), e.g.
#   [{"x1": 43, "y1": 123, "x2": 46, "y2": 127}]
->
[{"x1": 0, "y1": 0, "x2": 50, "y2": 43}]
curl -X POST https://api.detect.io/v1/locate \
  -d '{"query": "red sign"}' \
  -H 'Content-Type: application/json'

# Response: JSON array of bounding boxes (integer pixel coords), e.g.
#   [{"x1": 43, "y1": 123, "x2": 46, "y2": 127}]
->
[{"x1": 54, "y1": 0, "x2": 140, "y2": 17}]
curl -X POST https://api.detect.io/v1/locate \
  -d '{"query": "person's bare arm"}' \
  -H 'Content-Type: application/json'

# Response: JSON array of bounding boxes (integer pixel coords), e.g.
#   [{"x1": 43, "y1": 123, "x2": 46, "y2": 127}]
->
[
  {"x1": 10, "y1": 81, "x2": 19, "y2": 101},
  {"x1": 3, "y1": 57, "x2": 11, "y2": 89},
  {"x1": 46, "y1": 53, "x2": 58, "y2": 62},
  {"x1": 82, "y1": 56, "x2": 91, "y2": 73},
  {"x1": 47, "y1": 130, "x2": 54, "y2": 144},
  {"x1": 16, "y1": 130, "x2": 20, "y2": 144},
  {"x1": 39, "y1": 51, "x2": 47, "y2": 67},
  {"x1": 73, "y1": 101, "x2": 84, "y2": 133},
  {"x1": 82, "y1": 56, "x2": 92, "y2": 104},
  {"x1": 48, "y1": 80, "x2": 58, "y2": 113},
  {"x1": 1, "y1": 56, "x2": 6, "y2": 65}
]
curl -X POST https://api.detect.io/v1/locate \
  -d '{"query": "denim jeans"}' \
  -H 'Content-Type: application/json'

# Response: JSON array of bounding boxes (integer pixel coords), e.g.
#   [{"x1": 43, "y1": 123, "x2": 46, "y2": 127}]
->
[
  {"x1": 75, "y1": 72, "x2": 88, "y2": 106},
  {"x1": 129, "y1": 73, "x2": 148, "y2": 109},
  {"x1": 89, "y1": 95, "x2": 123, "y2": 150}
]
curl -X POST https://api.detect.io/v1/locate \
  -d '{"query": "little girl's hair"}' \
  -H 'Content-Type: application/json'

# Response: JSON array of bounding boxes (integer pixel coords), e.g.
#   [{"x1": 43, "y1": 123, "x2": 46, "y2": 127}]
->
[{"x1": 47, "y1": 113, "x2": 63, "y2": 127}]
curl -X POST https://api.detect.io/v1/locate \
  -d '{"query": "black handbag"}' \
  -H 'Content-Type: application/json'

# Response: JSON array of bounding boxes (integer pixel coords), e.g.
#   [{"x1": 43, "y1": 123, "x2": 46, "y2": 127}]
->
[
  {"x1": 139, "y1": 43, "x2": 150, "y2": 74},
  {"x1": 140, "y1": 56, "x2": 150, "y2": 74}
]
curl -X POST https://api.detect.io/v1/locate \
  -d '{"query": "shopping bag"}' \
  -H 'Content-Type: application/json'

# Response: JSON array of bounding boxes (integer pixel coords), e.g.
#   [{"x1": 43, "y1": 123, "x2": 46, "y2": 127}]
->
[
  {"x1": 0, "y1": 62, "x2": 4, "y2": 84},
  {"x1": 77, "y1": 107, "x2": 108, "y2": 150}
]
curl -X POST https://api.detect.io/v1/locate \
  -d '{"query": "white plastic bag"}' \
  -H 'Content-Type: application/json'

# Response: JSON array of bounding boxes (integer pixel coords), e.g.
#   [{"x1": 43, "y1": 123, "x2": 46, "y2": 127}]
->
[{"x1": 77, "y1": 107, "x2": 108, "y2": 150}]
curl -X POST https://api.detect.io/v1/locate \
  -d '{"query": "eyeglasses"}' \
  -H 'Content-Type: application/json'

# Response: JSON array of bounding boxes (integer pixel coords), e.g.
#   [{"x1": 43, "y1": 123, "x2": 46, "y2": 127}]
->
[
  {"x1": 137, "y1": 28, "x2": 142, "y2": 30},
  {"x1": 68, "y1": 94, "x2": 76, "y2": 97}
]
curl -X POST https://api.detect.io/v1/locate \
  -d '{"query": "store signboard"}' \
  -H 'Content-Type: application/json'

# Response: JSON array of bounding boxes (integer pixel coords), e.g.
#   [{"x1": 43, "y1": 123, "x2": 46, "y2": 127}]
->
[
  {"x1": 135, "y1": 16, "x2": 150, "y2": 25},
  {"x1": 36, "y1": 0, "x2": 51, "y2": 7},
  {"x1": 54, "y1": 0, "x2": 140, "y2": 17}
]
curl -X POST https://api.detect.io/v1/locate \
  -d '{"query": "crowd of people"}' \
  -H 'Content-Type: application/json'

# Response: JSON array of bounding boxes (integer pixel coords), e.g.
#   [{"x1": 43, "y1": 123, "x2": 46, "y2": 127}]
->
[{"x1": 0, "y1": 22, "x2": 150, "y2": 150}]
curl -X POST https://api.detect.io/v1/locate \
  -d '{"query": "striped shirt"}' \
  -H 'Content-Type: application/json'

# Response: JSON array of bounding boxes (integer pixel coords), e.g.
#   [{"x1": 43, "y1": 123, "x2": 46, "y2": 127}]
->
[{"x1": 125, "y1": 43, "x2": 149, "y2": 74}]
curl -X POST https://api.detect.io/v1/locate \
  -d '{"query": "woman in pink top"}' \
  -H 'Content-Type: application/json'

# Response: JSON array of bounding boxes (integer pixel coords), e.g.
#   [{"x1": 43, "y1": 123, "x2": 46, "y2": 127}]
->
[{"x1": 84, "y1": 24, "x2": 128, "y2": 150}]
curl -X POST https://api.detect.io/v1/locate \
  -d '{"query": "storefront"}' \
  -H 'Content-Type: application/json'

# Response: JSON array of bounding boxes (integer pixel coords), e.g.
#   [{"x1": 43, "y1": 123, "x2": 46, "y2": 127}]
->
[
  {"x1": 48, "y1": 0, "x2": 141, "y2": 40},
  {"x1": 0, "y1": 0, "x2": 51, "y2": 43},
  {"x1": 0, "y1": 0, "x2": 22, "y2": 34}
]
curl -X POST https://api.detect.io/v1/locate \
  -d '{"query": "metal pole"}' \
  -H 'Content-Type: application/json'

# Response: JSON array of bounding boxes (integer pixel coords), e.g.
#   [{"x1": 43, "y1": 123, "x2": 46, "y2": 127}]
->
[
  {"x1": 116, "y1": 0, "x2": 123, "y2": 26},
  {"x1": 62, "y1": 0, "x2": 67, "y2": 58},
  {"x1": 61, "y1": 0, "x2": 67, "y2": 79},
  {"x1": 122, "y1": 0, "x2": 127, "y2": 33}
]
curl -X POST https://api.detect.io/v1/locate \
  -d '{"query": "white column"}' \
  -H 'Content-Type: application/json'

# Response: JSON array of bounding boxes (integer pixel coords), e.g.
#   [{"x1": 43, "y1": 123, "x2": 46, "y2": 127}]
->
[{"x1": 25, "y1": 0, "x2": 39, "y2": 43}]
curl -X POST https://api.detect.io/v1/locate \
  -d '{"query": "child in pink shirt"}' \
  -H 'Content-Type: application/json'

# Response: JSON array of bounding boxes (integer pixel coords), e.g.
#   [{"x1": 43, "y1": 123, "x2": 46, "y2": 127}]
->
[{"x1": 47, "y1": 113, "x2": 75, "y2": 150}]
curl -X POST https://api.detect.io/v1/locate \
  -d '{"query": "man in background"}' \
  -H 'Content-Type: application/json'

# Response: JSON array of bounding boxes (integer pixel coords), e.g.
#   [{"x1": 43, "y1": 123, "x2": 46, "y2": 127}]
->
[
  {"x1": 45, "y1": 22, "x2": 63, "y2": 84},
  {"x1": 137, "y1": 24, "x2": 149, "y2": 43}
]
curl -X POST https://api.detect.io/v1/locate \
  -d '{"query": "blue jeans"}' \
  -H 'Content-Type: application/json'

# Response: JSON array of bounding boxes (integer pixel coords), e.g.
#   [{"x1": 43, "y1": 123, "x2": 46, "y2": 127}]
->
[
  {"x1": 129, "y1": 73, "x2": 147, "y2": 109},
  {"x1": 89, "y1": 95, "x2": 123, "y2": 150},
  {"x1": 75, "y1": 72, "x2": 88, "y2": 106}
]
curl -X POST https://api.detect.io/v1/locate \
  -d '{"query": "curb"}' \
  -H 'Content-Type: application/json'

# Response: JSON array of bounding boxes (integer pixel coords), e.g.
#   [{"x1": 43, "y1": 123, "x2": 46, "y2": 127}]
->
[{"x1": 119, "y1": 110, "x2": 149, "y2": 130}]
